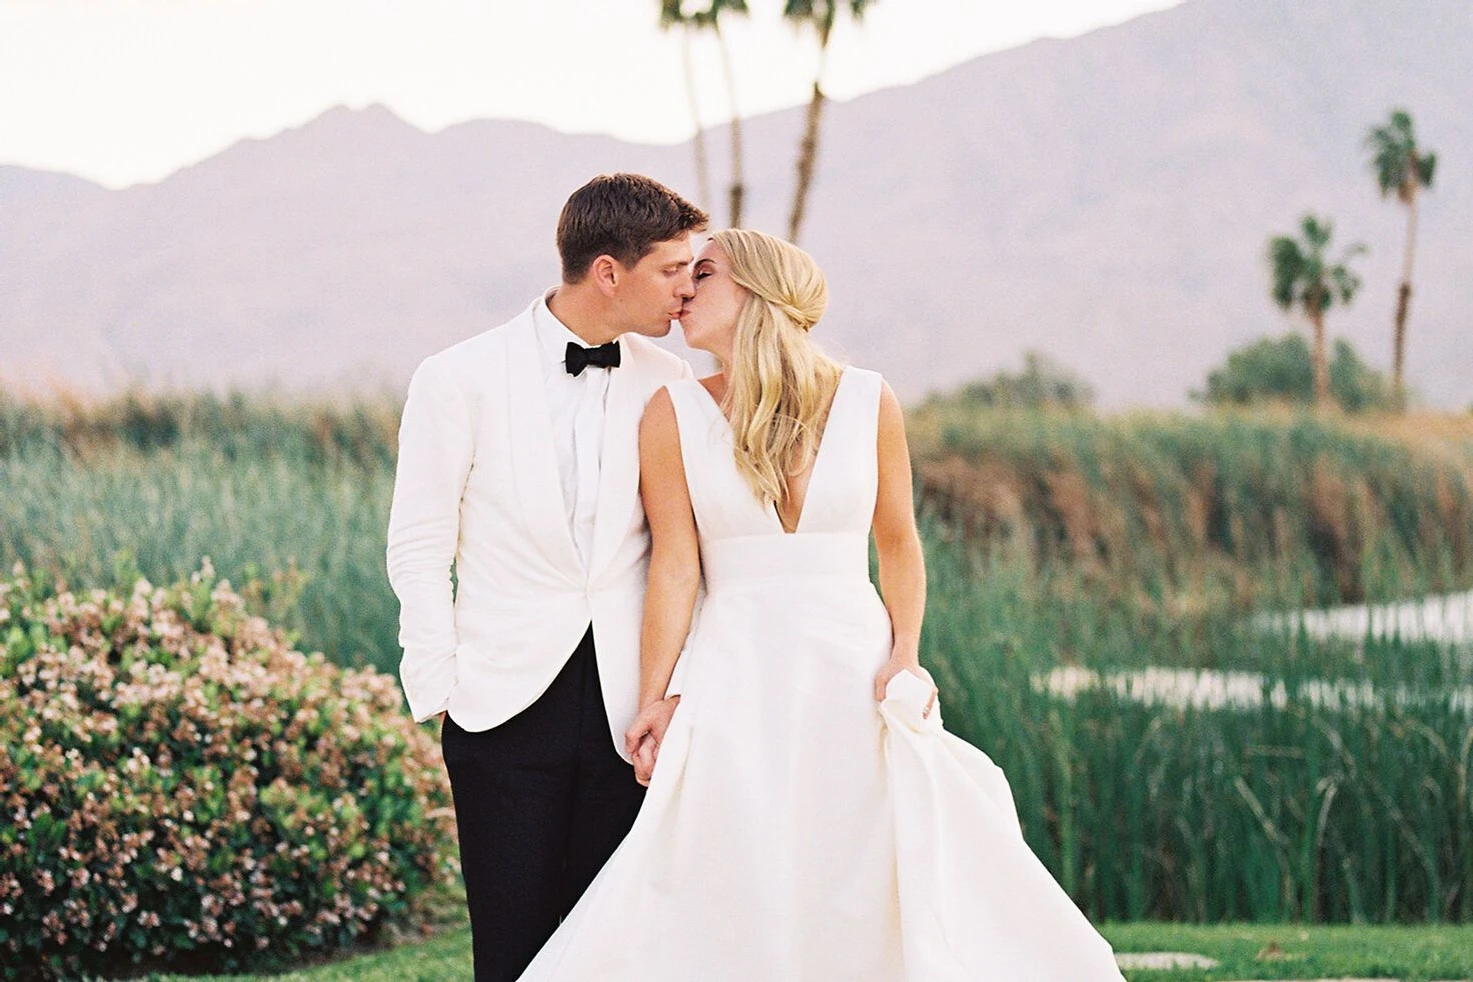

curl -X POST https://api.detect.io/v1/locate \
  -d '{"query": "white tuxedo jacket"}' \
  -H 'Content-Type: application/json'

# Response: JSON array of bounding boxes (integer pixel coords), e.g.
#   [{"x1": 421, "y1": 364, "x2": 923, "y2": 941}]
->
[{"x1": 386, "y1": 298, "x2": 692, "y2": 759}]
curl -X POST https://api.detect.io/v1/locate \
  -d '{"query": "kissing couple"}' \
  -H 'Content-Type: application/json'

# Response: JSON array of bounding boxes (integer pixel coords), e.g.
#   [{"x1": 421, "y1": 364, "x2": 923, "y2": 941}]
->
[{"x1": 387, "y1": 173, "x2": 1125, "y2": 981}]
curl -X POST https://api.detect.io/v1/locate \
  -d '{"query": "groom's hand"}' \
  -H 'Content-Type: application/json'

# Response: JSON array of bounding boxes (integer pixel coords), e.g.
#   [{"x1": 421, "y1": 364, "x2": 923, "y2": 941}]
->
[
  {"x1": 625, "y1": 696, "x2": 682, "y2": 784},
  {"x1": 633, "y1": 734, "x2": 659, "y2": 787}
]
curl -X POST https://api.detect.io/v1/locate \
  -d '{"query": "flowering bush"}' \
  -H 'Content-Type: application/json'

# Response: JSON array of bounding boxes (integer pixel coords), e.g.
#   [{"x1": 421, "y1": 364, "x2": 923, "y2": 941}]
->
[{"x1": 0, "y1": 564, "x2": 456, "y2": 980}]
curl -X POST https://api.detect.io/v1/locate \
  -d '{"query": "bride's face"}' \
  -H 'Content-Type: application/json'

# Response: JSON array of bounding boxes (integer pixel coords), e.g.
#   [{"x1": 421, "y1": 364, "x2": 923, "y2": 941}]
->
[{"x1": 677, "y1": 241, "x2": 746, "y2": 363}]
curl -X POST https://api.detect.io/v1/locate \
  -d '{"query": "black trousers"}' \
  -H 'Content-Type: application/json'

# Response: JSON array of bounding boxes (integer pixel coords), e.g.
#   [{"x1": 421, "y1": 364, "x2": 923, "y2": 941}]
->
[{"x1": 440, "y1": 625, "x2": 645, "y2": 982}]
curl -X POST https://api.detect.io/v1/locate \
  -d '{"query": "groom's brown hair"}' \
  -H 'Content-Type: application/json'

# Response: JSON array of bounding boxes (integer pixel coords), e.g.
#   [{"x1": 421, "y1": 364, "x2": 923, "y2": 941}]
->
[{"x1": 557, "y1": 173, "x2": 708, "y2": 283}]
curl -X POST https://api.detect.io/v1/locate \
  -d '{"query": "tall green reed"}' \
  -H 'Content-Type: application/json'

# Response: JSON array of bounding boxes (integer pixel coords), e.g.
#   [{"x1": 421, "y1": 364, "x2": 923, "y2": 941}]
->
[
  {"x1": 920, "y1": 531, "x2": 1472, "y2": 924},
  {"x1": 0, "y1": 438, "x2": 399, "y2": 672}
]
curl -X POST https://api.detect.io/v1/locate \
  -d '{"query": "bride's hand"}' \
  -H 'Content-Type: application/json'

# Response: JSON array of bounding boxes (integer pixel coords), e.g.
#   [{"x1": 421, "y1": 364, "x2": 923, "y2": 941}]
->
[
  {"x1": 874, "y1": 656, "x2": 937, "y2": 718},
  {"x1": 625, "y1": 695, "x2": 682, "y2": 786}
]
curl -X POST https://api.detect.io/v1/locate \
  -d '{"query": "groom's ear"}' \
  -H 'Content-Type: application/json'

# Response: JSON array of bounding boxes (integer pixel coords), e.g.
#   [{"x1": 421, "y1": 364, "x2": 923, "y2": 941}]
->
[{"x1": 590, "y1": 254, "x2": 621, "y2": 295}]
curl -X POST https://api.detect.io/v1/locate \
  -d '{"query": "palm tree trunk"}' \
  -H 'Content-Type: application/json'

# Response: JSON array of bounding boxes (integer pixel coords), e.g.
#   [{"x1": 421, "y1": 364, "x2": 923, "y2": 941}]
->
[
  {"x1": 1392, "y1": 187, "x2": 1419, "y2": 412},
  {"x1": 788, "y1": 80, "x2": 826, "y2": 243},
  {"x1": 1310, "y1": 302, "x2": 1330, "y2": 409},
  {"x1": 680, "y1": 25, "x2": 711, "y2": 212},
  {"x1": 714, "y1": 23, "x2": 743, "y2": 228}
]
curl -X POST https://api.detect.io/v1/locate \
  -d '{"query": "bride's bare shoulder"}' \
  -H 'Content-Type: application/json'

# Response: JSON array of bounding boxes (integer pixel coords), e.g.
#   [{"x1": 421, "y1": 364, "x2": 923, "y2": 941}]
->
[
  {"x1": 876, "y1": 379, "x2": 909, "y2": 455},
  {"x1": 642, "y1": 385, "x2": 677, "y2": 423},
  {"x1": 639, "y1": 388, "x2": 689, "y2": 475}
]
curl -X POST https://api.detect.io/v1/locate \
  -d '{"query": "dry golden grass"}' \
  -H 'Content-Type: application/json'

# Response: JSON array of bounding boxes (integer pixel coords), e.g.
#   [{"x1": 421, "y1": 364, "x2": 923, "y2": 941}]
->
[{"x1": 908, "y1": 402, "x2": 1473, "y2": 612}]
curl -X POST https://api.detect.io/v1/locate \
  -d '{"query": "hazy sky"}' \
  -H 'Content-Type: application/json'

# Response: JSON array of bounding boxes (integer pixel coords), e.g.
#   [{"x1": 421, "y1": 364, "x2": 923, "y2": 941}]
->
[{"x1": 0, "y1": 0, "x2": 1181, "y2": 188}]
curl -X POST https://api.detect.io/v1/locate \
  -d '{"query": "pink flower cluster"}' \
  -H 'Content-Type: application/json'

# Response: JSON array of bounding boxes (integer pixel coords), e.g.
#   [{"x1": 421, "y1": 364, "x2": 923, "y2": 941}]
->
[{"x1": 0, "y1": 564, "x2": 457, "y2": 980}]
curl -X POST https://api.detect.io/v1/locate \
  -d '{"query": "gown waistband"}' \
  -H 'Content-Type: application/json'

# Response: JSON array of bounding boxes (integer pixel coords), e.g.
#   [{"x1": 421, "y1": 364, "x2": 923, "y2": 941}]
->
[{"x1": 701, "y1": 533, "x2": 870, "y2": 587}]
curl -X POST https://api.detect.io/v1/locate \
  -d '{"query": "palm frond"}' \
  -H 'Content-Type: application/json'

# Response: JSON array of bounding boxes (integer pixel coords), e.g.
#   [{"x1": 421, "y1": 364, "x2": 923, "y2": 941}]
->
[
  {"x1": 1417, "y1": 151, "x2": 1437, "y2": 188},
  {"x1": 1267, "y1": 236, "x2": 1304, "y2": 310},
  {"x1": 1365, "y1": 107, "x2": 1436, "y2": 200},
  {"x1": 683, "y1": 0, "x2": 748, "y2": 28},
  {"x1": 1268, "y1": 213, "x2": 1363, "y2": 318},
  {"x1": 1368, "y1": 142, "x2": 1408, "y2": 197},
  {"x1": 1328, "y1": 263, "x2": 1362, "y2": 307},
  {"x1": 1300, "y1": 214, "x2": 1332, "y2": 251},
  {"x1": 659, "y1": 3, "x2": 680, "y2": 27},
  {"x1": 782, "y1": 0, "x2": 867, "y2": 43}
]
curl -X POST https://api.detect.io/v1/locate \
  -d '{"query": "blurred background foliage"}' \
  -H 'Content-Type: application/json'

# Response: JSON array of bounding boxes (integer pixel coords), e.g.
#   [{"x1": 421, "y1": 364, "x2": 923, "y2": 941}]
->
[
  {"x1": 2, "y1": 360, "x2": 1470, "y2": 922},
  {"x1": 1194, "y1": 334, "x2": 1394, "y2": 413}
]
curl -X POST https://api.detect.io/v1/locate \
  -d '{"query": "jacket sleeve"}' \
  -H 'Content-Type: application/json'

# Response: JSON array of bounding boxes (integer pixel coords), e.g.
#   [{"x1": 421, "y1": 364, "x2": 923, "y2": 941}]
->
[{"x1": 386, "y1": 357, "x2": 475, "y2": 722}]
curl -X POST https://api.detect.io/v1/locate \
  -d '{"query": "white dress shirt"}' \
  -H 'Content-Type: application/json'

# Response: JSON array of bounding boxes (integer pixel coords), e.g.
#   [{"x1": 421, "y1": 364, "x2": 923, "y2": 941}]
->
[{"x1": 533, "y1": 292, "x2": 613, "y2": 569}]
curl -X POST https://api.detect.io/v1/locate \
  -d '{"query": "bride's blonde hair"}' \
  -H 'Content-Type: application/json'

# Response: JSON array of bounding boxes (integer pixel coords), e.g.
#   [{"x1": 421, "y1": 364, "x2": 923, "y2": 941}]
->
[{"x1": 713, "y1": 229, "x2": 844, "y2": 509}]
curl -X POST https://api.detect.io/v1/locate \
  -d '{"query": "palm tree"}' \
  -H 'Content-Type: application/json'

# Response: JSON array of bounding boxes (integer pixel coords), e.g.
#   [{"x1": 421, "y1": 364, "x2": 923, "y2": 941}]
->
[
  {"x1": 705, "y1": 0, "x2": 749, "y2": 227},
  {"x1": 1268, "y1": 215, "x2": 1366, "y2": 409},
  {"x1": 782, "y1": 0, "x2": 873, "y2": 243},
  {"x1": 1365, "y1": 108, "x2": 1437, "y2": 410},
  {"x1": 660, "y1": 1, "x2": 712, "y2": 212},
  {"x1": 662, "y1": 0, "x2": 749, "y2": 226}
]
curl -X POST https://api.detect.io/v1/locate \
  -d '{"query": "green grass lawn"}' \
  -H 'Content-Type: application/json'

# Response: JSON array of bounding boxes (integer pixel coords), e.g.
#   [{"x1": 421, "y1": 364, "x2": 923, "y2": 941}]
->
[
  {"x1": 1105, "y1": 923, "x2": 1473, "y2": 981},
  {"x1": 144, "y1": 923, "x2": 1473, "y2": 981},
  {"x1": 143, "y1": 928, "x2": 473, "y2": 982}
]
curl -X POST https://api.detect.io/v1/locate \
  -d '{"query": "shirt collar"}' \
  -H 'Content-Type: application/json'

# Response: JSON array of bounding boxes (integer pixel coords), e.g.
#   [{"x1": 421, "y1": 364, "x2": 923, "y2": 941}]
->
[{"x1": 532, "y1": 290, "x2": 589, "y2": 371}]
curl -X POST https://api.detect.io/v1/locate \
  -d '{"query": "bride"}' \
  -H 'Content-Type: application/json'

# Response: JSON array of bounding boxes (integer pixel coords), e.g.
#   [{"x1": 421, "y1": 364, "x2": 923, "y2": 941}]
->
[{"x1": 518, "y1": 229, "x2": 1125, "y2": 980}]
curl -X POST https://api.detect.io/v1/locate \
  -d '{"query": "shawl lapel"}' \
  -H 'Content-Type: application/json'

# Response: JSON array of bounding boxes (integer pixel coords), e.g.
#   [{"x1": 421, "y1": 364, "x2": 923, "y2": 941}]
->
[
  {"x1": 503, "y1": 309, "x2": 584, "y2": 579},
  {"x1": 587, "y1": 339, "x2": 650, "y2": 579}
]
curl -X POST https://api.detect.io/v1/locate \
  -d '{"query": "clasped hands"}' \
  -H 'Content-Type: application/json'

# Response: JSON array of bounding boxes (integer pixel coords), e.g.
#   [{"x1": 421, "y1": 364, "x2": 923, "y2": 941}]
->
[{"x1": 624, "y1": 695, "x2": 681, "y2": 787}]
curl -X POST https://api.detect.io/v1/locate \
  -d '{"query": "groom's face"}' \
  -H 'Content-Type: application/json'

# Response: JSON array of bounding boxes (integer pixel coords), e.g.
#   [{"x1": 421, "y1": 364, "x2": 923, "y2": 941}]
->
[{"x1": 611, "y1": 236, "x2": 696, "y2": 338}]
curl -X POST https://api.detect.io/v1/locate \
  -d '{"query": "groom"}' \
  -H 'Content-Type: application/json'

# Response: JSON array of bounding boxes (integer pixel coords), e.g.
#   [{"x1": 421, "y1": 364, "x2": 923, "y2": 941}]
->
[{"x1": 386, "y1": 173, "x2": 706, "y2": 981}]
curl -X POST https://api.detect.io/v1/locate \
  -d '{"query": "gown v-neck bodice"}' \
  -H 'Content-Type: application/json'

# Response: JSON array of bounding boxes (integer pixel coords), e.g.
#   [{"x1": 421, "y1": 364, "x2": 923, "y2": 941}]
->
[{"x1": 664, "y1": 366, "x2": 882, "y2": 592}]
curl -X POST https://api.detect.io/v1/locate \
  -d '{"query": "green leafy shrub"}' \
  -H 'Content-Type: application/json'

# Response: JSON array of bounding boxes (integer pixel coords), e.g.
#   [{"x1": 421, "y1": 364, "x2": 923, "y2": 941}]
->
[
  {"x1": 923, "y1": 351, "x2": 1095, "y2": 411},
  {"x1": 0, "y1": 564, "x2": 456, "y2": 980},
  {"x1": 1195, "y1": 333, "x2": 1394, "y2": 412}
]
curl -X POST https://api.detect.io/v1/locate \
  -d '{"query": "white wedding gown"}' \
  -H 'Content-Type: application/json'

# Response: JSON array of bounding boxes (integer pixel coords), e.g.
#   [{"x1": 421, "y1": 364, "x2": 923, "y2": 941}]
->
[{"x1": 519, "y1": 367, "x2": 1125, "y2": 981}]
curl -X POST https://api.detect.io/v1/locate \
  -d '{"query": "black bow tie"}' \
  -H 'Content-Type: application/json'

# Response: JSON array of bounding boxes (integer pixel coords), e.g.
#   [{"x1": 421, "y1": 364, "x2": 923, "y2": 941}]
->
[{"x1": 564, "y1": 340, "x2": 622, "y2": 376}]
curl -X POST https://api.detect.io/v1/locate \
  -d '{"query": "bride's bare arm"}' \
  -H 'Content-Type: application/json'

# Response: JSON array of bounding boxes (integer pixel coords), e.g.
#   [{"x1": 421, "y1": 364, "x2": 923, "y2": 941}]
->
[
  {"x1": 872, "y1": 380, "x2": 930, "y2": 703},
  {"x1": 624, "y1": 389, "x2": 701, "y2": 780},
  {"x1": 636, "y1": 388, "x2": 701, "y2": 706}
]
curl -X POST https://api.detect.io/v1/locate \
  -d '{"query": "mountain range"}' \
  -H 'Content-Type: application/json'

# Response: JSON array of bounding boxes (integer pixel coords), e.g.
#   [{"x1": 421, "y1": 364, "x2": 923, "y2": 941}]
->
[{"x1": 2, "y1": 0, "x2": 1469, "y2": 408}]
